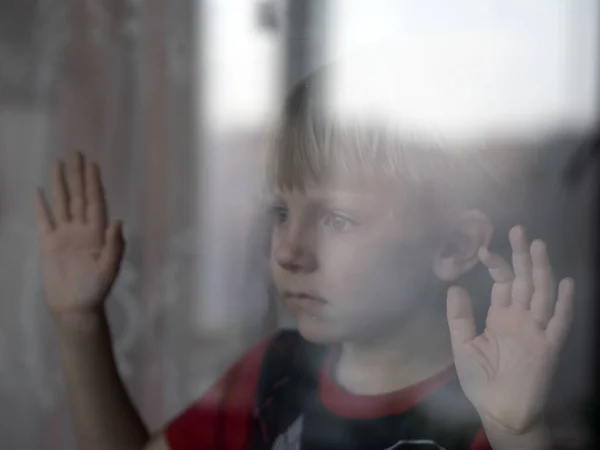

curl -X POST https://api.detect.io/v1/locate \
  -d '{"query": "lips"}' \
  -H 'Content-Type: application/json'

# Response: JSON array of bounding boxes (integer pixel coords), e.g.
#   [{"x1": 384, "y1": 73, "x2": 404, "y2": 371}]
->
[
  {"x1": 283, "y1": 291, "x2": 328, "y2": 314},
  {"x1": 283, "y1": 292, "x2": 327, "y2": 303}
]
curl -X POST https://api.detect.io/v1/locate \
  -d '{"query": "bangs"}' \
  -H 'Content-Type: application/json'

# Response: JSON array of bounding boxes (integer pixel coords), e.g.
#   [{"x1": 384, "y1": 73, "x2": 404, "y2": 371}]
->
[
  {"x1": 265, "y1": 69, "x2": 536, "y2": 234},
  {"x1": 266, "y1": 64, "x2": 466, "y2": 192},
  {"x1": 267, "y1": 108, "x2": 457, "y2": 192}
]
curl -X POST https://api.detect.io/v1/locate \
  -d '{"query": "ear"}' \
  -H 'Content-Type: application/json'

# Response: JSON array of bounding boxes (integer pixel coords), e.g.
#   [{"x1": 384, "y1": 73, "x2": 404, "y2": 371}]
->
[{"x1": 433, "y1": 210, "x2": 493, "y2": 281}]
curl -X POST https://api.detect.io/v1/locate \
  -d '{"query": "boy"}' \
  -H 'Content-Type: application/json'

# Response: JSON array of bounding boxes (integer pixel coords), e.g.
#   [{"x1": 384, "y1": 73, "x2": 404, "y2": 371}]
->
[{"x1": 34, "y1": 71, "x2": 574, "y2": 450}]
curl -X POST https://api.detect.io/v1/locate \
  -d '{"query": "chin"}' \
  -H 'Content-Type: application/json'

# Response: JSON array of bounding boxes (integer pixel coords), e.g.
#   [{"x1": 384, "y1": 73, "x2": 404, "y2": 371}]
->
[
  {"x1": 295, "y1": 312, "x2": 346, "y2": 345},
  {"x1": 295, "y1": 310, "x2": 401, "y2": 346}
]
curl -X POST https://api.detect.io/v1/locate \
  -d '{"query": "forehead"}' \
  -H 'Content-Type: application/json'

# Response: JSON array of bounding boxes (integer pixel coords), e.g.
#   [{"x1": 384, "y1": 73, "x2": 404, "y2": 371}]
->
[{"x1": 271, "y1": 180, "x2": 405, "y2": 211}]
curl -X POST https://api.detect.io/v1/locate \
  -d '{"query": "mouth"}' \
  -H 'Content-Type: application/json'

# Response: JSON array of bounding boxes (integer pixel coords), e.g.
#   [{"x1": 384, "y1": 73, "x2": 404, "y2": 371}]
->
[
  {"x1": 283, "y1": 291, "x2": 328, "y2": 314},
  {"x1": 283, "y1": 292, "x2": 327, "y2": 303}
]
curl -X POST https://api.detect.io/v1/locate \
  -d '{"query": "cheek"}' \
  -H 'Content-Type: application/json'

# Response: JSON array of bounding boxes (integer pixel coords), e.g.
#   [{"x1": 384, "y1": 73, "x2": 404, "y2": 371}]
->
[
  {"x1": 321, "y1": 240, "x2": 431, "y2": 305},
  {"x1": 269, "y1": 231, "x2": 283, "y2": 272},
  {"x1": 269, "y1": 248, "x2": 282, "y2": 282}
]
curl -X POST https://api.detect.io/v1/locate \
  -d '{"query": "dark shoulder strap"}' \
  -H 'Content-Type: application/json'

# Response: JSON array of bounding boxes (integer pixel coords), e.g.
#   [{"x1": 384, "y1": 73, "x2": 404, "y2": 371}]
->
[
  {"x1": 255, "y1": 329, "x2": 327, "y2": 405},
  {"x1": 251, "y1": 329, "x2": 328, "y2": 449}
]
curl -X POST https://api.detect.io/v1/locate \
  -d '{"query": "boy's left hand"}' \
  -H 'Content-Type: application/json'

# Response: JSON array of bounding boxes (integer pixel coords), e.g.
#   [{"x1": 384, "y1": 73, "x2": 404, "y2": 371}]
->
[{"x1": 446, "y1": 226, "x2": 574, "y2": 439}]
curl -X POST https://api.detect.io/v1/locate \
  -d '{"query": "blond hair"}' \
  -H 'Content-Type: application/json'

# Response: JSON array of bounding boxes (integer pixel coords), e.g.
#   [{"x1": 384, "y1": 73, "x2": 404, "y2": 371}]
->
[{"x1": 266, "y1": 68, "x2": 540, "y2": 241}]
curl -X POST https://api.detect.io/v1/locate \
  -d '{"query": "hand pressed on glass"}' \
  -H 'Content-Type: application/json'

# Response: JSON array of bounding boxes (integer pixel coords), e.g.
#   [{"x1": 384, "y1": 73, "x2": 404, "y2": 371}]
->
[
  {"x1": 35, "y1": 152, "x2": 125, "y2": 318},
  {"x1": 447, "y1": 225, "x2": 574, "y2": 436}
]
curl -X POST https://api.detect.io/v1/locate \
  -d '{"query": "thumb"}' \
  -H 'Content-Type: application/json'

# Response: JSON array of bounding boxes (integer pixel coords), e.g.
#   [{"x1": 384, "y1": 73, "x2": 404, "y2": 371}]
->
[
  {"x1": 447, "y1": 286, "x2": 477, "y2": 349},
  {"x1": 99, "y1": 220, "x2": 125, "y2": 276}
]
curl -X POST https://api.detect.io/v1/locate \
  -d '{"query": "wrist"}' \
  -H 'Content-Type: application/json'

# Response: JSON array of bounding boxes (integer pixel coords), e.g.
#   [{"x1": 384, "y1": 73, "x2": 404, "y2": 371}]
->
[
  {"x1": 482, "y1": 418, "x2": 552, "y2": 450},
  {"x1": 52, "y1": 307, "x2": 107, "y2": 336}
]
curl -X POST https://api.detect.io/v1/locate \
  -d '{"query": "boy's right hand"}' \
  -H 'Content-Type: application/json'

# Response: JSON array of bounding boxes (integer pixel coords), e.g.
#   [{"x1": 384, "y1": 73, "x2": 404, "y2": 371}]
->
[{"x1": 35, "y1": 153, "x2": 125, "y2": 319}]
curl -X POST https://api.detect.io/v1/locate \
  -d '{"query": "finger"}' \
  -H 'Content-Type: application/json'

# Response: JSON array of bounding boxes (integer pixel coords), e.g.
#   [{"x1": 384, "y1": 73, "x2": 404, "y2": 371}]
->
[
  {"x1": 85, "y1": 162, "x2": 108, "y2": 230},
  {"x1": 68, "y1": 152, "x2": 86, "y2": 222},
  {"x1": 51, "y1": 161, "x2": 70, "y2": 222},
  {"x1": 530, "y1": 240, "x2": 556, "y2": 327},
  {"x1": 34, "y1": 189, "x2": 55, "y2": 235},
  {"x1": 99, "y1": 221, "x2": 125, "y2": 277},
  {"x1": 510, "y1": 226, "x2": 533, "y2": 278},
  {"x1": 489, "y1": 281, "x2": 513, "y2": 308},
  {"x1": 479, "y1": 247, "x2": 514, "y2": 283},
  {"x1": 509, "y1": 226, "x2": 534, "y2": 309},
  {"x1": 447, "y1": 286, "x2": 477, "y2": 348},
  {"x1": 545, "y1": 278, "x2": 575, "y2": 347}
]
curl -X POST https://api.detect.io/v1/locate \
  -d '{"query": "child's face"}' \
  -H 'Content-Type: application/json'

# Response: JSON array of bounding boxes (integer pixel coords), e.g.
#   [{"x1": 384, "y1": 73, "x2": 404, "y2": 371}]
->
[{"x1": 269, "y1": 181, "x2": 441, "y2": 344}]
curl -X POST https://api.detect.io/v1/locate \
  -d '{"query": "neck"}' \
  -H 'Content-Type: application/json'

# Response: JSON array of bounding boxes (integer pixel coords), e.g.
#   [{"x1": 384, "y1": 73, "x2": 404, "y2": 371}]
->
[{"x1": 335, "y1": 305, "x2": 454, "y2": 395}]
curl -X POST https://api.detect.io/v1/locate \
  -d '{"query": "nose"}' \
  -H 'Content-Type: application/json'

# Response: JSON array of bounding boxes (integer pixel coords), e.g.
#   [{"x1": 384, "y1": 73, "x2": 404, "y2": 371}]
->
[{"x1": 273, "y1": 229, "x2": 317, "y2": 273}]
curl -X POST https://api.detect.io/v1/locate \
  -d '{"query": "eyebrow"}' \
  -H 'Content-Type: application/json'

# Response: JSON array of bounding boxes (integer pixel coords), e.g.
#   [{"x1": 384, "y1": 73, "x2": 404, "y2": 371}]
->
[
  {"x1": 312, "y1": 187, "x2": 379, "y2": 203},
  {"x1": 272, "y1": 191, "x2": 379, "y2": 212},
  {"x1": 268, "y1": 193, "x2": 286, "y2": 205}
]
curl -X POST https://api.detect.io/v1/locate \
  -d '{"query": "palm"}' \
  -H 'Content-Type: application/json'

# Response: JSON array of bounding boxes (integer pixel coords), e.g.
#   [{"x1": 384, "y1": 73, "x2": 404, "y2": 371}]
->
[
  {"x1": 36, "y1": 153, "x2": 123, "y2": 316},
  {"x1": 447, "y1": 227, "x2": 574, "y2": 434}
]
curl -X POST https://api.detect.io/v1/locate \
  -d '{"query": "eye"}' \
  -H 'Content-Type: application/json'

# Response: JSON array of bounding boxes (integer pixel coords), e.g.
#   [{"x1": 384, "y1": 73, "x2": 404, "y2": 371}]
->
[
  {"x1": 323, "y1": 212, "x2": 356, "y2": 231},
  {"x1": 270, "y1": 205, "x2": 289, "y2": 225}
]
